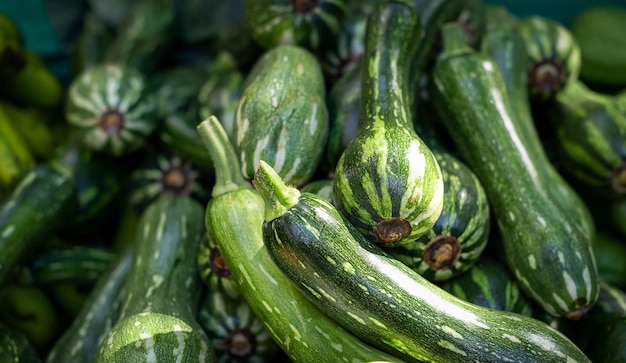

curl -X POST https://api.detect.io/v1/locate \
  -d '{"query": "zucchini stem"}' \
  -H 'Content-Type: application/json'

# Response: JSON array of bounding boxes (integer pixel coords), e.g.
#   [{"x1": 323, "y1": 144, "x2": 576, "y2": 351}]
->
[
  {"x1": 197, "y1": 116, "x2": 250, "y2": 198},
  {"x1": 253, "y1": 160, "x2": 300, "y2": 222}
]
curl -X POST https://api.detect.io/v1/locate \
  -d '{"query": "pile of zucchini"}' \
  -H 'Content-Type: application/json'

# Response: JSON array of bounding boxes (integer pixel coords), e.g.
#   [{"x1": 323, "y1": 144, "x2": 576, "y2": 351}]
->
[{"x1": 1, "y1": 0, "x2": 626, "y2": 362}]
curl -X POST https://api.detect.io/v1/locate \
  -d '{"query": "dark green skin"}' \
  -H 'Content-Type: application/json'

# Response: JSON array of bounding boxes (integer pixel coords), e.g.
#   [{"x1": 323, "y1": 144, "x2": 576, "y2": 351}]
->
[
  {"x1": 438, "y1": 254, "x2": 534, "y2": 316},
  {"x1": 431, "y1": 23, "x2": 598, "y2": 319},
  {"x1": 30, "y1": 245, "x2": 117, "y2": 285},
  {"x1": 0, "y1": 327, "x2": 41, "y2": 363},
  {"x1": 562, "y1": 312, "x2": 626, "y2": 363},
  {"x1": 547, "y1": 80, "x2": 626, "y2": 198},
  {"x1": 94, "y1": 194, "x2": 216, "y2": 363},
  {"x1": 593, "y1": 233, "x2": 626, "y2": 289},
  {"x1": 262, "y1": 191, "x2": 591, "y2": 363},
  {"x1": 243, "y1": 0, "x2": 347, "y2": 51},
  {"x1": 46, "y1": 246, "x2": 134, "y2": 363},
  {"x1": 481, "y1": 6, "x2": 595, "y2": 241},
  {"x1": 333, "y1": 1, "x2": 444, "y2": 246},
  {"x1": 0, "y1": 166, "x2": 78, "y2": 290},
  {"x1": 159, "y1": 113, "x2": 214, "y2": 171}
]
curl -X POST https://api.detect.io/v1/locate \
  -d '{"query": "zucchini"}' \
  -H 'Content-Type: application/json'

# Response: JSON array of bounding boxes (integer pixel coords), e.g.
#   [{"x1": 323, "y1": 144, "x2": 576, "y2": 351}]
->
[
  {"x1": 0, "y1": 166, "x2": 78, "y2": 289},
  {"x1": 197, "y1": 236, "x2": 241, "y2": 300},
  {"x1": 30, "y1": 245, "x2": 117, "y2": 285},
  {"x1": 480, "y1": 6, "x2": 595, "y2": 240},
  {"x1": 94, "y1": 194, "x2": 215, "y2": 362},
  {"x1": 0, "y1": 104, "x2": 35, "y2": 193},
  {"x1": 159, "y1": 113, "x2": 214, "y2": 172},
  {"x1": 129, "y1": 151, "x2": 211, "y2": 213},
  {"x1": 517, "y1": 16, "x2": 581, "y2": 99},
  {"x1": 333, "y1": 1, "x2": 444, "y2": 246},
  {"x1": 592, "y1": 232, "x2": 626, "y2": 289},
  {"x1": 45, "y1": 246, "x2": 133, "y2": 363},
  {"x1": 387, "y1": 151, "x2": 490, "y2": 282},
  {"x1": 243, "y1": 0, "x2": 347, "y2": 51},
  {"x1": 563, "y1": 312, "x2": 626, "y2": 363},
  {"x1": 234, "y1": 45, "x2": 329, "y2": 187},
  {"x1": 197, "y1": 115, "x2": 402, "y2": 362},
  {"x1": 65, "y1": 64, "x2": 158, "y2": 156},
  {"x1": 431, "y1": 22, "x2": 599, "y2": 319},
  {"x1": 0, "y1": 326, "x2": 41, "y2": 363},
  {"x1": 300, "y1": 178, "x2": 334, "y2": 204},
  {"x1": 254, "y1": 159, "x2": 591, "y2": 363},
  {"x1": 438, "y1": 253, "x2": 534, "y2": 316},
  {"x1": 545, "y1": 80, "x2": 626, "y2": 197},
  {"x1": 197, "y1": 288, "x2": 280, "y2": 362}
]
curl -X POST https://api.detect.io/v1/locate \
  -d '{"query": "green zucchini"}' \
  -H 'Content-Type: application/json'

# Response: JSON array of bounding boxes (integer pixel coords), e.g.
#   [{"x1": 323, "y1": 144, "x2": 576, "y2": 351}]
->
[
  {"x1": 300, "y1": 178, "x2": 334, "y2": 204},
  {"x1": 431, "y1": 22, "x2": 599, "y2": 319},
  {"x1": 438, "y1": 253, "x2": 534, "y2": 316},
  {"x1": 197, "y1": 115, "x2": 402, "y2": 362},
  {"x1": 254, "y1": 159, "x2": 591, "y2": 363},
  {"x1": 46, "y1": 246, "x2": 133, "y2": 363},
  {"x1": 564, "y1": 312, "x2": 626, "y2": 363},
  {"x1": 129, "y1": 151, "x2": 211, "y2": 213},
  {"x1": 65, "y1": 64, "x2": 158, "y2": 156},
  {"x1": 0, "y1": 326, "x2": 41, "y2": 363},
  {"x1": 234, "y1": 44, "x2": 329, "y2": 187},
  {"x1": 480, "y1": 6, "x2": 596, "y2": 240},
  {"x1": 243, "y1": 0, "x2": 347, "y2": 51},
  {"x1": 571, "y1": 6, "x2": 626, "y2": 87},
  {"x1": 94, "y1": 194, "x2": 215, "y2": 362},
  {"x1": 159, "y1": 113, "x2": 214, "y2": 172},
  {"x1": 592, "y1": 232, "x2": 626, "y2": 289},
  {"x1": 30, "y1": 245, "x2": 117, "y2": 285},
  {"x1": 0, "y1": 166, "x2": 78, "y2": 290},
  {"x1": 387, "y1": 151, "x2": 490, "y2": 282},
  {"x1": 333, "y1": 1, "x2": 444, "y2": 246},
  {"x1": 545, "y1": 80, "x2": 626, "y2": 197},
  {"x1": 197, "y1": 236, "x2": 241, "y2": 300},
  {"x1": 517, "y1": 16, "x2": 581, "y2": 99},
  {"x1": 197, "y1": 288, "x2": 280, "y2": 362}
]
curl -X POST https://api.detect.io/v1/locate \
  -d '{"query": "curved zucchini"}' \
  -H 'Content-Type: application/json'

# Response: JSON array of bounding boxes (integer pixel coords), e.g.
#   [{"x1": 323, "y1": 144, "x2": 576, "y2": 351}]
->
[
  {"x1": 333, "y1": 1, "x2": 444, "y2": 246},
  {"x1": 65, "y1": 64, "x2": 158, "y2": 156},
  {"x1": 254, "y1": 160, "x2": 591, "y2": 363},
  {"x1": 0, "y1": 166, "x2": 78, "y2": 289},
  {"x1": 46, "y1": 246, "x2": 133, "y2": 363},
  {"x1": 94, "y1": 194, "x2": 216, "y2": 362},
  {"x1": 438, "y1": 253, "x2": 534, "y2": 316},
  {"x1": 197, "y1": 289, "x2": 280, "y2": 362},
  {"x1": 517, "y1": 16, "x2": 581, "y2": 99},
  {"x1": 234, "y1": 45, "x2": 329, "y2": 187},
  {"x1": 243, "y1": 0, "x2": 346, "y2": 51},
  {"x1": 431, "y1": 23, "x2": 598, "y2": 319},
  {"x1": 197, "y1": 115, "x2": 402, "y2": 362},
  {"x1": 388, "y1": 151, "x2": 490, "y2": 281},
  {"x1": 480, "y1": 6, "x2": 595, "y2": 240}
]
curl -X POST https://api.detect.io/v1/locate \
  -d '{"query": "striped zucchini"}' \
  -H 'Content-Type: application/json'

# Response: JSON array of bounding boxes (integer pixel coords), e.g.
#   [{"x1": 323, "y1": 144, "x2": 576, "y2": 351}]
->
[
  {"x1": 0, "y1": 166, "x2": 78, "y2": 289},
  {"x1": 546, "y1": 80, "x2": 626, "y2": 197},
  {"x1": 480, "y1": 6, "x2": 595, "y2": 240},
  {"x1": 46, "y1": 246, "x2": 133, "y2": 363},
  {"x1": 197, "y1": 236, "x2": 242, "y2": 300},
  {"x1": 333, "y1": 1, "x2": 444, "y2": 246},
  {"x1": 94, "y1": 194, "x2": 215, "y2": 362},
  {"x1": 197, "y1": 289, "x2": 280, "y2": 362},
  {"x1": 197, "y1": 115, "x2": 402, "y2": 362},
  {"x1": 254, "y1": 159, "x2": 591, "y2": 363},
  {"x1": 234, "y1": 45, "x2": 329, "y2": 187},
  {"x1": 31, "y1": 245, "x2": 117, "y2": 285},
  {"x1": 431, "y1": 22, "x2": 599, "y2": 319},
  {"x1": 65, "y1": 64, "x2": 158, "y2": 156},
  {"x1": 387, "y1": 151, "x2": 490, "y2": 282},
  {"x1": 0, "y1": 326, "x2": 41, "y2": 363},
  {"x1": 438, "y1": 253, "x2": 534, "y2": 316},
  {"x1": 243, "y1": 0, "x2": 347, "y2": 51},
  {"x1": 517, "y1": 16, "x2": 581, "y2": 99},
  {"x1": 300, "y1": 178, "x2": 334, "y2": 204},
  {"x1": 129, "y1": 151, "x2": 210, "y2": 212}
]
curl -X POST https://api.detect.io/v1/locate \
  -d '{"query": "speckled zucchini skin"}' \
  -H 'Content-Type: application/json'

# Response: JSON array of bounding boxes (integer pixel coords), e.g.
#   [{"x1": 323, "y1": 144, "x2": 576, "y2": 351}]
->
[
  {"x1": 254, "y1": 160, "x2": 591, "y2": 363},
  {"x1": 198, "y1": 115, "x2": 402, "y2": 363},
  {"x1": 388, "y1": 151, "x2": 490, "y2": 282},
  {"x1": 94, "y1": 194, "x2": 215, "y2": 363},
  {"x1": 332, "y1": 2, "x2": 444, "y2": 247},
  {"x1": 234, "y1": 45, "x2": 328, "y2": 187},
  {"x1": 243, "y1": 0, "x2": 347, "y2": 51},
  {"x1": 65, "y1": 64, "x2": 157, "y2": 156},
  {"x1": 431, "y1": 23, "x2": 599, "y2": 319}
]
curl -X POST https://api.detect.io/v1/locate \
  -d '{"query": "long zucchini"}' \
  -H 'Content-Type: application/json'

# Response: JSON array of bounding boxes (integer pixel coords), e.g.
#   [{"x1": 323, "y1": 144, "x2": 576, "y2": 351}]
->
[{"x1": 254, "y1": 159, "x2": 591, "y2": 362}]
